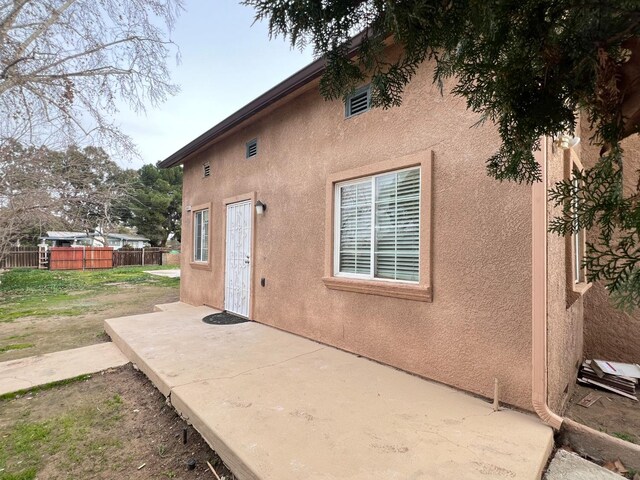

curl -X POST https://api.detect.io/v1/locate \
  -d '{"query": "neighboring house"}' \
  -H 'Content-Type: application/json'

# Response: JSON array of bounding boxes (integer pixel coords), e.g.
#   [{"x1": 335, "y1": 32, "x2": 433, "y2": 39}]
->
[
  {"x1": 92, "y1": 233, "x2": 150, "y2": 250},
  {"x1": 159, "y1": 43, "x2": 608, "y2": 419},
  {"x1": 40, "y1": 231, "x2": 92, "y2": 247},
  {"x1": 40, "y1": 231, "x2": 150, "y2": 249}
]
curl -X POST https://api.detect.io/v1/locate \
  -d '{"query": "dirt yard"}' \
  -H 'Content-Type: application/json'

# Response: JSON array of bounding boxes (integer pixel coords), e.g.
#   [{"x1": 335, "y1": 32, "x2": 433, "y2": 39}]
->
[
  {"x1": 0, "y1": 286, "x2": 178, "y2": 361},
  {"x1": 0, "y1": 267, "x2": 179, "y2": 361},
  {"x1": 0, "y1": 268, "x2": 239, "y2": 479},
  {"x1": 565, "y1": 384, "x2": 640, "y2": 446},
  {"x1": 0, "y1": 365, "x2": 236, "y2": 480}
]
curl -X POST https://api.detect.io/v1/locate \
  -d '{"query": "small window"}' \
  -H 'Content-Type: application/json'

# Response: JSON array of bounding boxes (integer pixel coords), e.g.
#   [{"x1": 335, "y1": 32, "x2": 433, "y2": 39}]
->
[
  {"x1": 335, "y1": 167, "x2": 420, "y2": 282},
  {"x1": 571, "y1": 168, "x2": 586, "y2": 285},
  {"x1": 565, "y1": 152, "x2": 590, "y2": 304},
  {"x1": 193, "y1": 209, "x2": 209, "y2": 263},
  {"x1": 203, "y1": 163, "x2": 210, "y2": 177},
  {"x1": 345, "y1": 85, "x2": 371, "y2": 118},
  {"x1": 246, "y1": 139, "x2": 258, "y2": 159}
]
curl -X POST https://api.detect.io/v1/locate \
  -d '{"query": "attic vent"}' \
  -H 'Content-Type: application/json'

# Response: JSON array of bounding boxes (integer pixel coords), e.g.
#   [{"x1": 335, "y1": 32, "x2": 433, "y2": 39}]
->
[
  {"x1": 246, "y1": 139, "x2": 258, "y2": 159},
  {"x1": 345, "y1": 85, "x2": 371, "y2": 118},
  {"x1": 203, "y1": 163, "x2": 210, "y2": 177}
]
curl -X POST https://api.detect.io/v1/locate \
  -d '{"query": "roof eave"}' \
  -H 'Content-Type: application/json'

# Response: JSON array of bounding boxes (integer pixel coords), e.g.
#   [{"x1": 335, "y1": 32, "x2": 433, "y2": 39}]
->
[
  {"x1": 159, "y1": 32, "x2": 367, "y2": 169},
  {"x1": 158, "y1": 56, "x2": 326, "y2": 168}
]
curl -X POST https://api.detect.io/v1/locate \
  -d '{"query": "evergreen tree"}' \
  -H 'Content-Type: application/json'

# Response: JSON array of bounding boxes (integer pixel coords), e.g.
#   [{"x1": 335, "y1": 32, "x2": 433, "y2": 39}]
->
[
  {"x1": 121, "y1": 163, "x2": 182, "y2": 247},
  {"x1": 245, "y1": 0, "x2": 640, "y2": 307}
]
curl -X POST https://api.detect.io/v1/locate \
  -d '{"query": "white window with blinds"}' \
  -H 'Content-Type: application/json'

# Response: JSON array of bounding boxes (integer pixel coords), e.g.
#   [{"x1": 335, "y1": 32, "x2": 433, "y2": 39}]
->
[
  {"x1": 193, "y1": 209, "x2": 209, "y2": 263},
  {"x1": 334, "y1": 167, "x2": 421, "y2": 283}
]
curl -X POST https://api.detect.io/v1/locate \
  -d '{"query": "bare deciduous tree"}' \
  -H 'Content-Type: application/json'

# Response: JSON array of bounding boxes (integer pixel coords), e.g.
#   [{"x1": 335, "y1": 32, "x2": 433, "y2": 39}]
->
[
  {"x1": 0, "y1": 0, "x2": 183, "y2": 154},
  {"x1": 0, "y1": 0, "x2": 183, "y2": 264}
]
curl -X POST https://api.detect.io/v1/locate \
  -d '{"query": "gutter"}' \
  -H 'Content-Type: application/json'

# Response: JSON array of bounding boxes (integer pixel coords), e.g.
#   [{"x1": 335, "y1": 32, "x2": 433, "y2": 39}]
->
[{"x1": 531, "y1": 136, "x2": 563, "y2": 430}]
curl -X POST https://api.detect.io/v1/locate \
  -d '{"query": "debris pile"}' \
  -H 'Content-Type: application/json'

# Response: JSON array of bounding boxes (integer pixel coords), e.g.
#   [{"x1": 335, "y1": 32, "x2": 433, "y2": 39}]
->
[
  {"x1": 603, "y1": 459, "x2": 633, "y2": 478},
  {"x1": 578, "y1": 360, "x2": 640, "y2": 401}
]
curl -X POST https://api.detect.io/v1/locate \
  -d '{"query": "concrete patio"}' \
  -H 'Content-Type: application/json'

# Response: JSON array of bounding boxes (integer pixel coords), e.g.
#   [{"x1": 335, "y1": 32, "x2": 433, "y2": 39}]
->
[{"x1": 105, "y1": 302, "x2": 554, "y2": 480}]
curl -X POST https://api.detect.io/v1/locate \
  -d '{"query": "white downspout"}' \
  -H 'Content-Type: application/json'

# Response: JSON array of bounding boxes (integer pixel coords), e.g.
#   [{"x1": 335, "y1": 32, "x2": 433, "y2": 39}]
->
[{"x1": 531, "y1": 137, "x2": 564, "y2": 429}]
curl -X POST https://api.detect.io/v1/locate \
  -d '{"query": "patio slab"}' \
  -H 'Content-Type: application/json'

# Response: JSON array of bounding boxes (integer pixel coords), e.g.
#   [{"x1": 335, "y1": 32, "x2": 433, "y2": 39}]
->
[
  {"x1": 105, "y1": 302, "x2": 554, "y2": 480},
  {"x1": 0, "y1": 343, "x2": 128, "y2": 396},
  {"x1": 544, "y1": 450, "x2": 622, "y2": 480}
]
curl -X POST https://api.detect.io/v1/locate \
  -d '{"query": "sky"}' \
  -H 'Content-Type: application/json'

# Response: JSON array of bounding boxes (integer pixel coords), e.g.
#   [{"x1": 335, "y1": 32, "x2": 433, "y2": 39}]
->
[{"x1": 115, "y1": 1, "x2": 314, "y2": 169}]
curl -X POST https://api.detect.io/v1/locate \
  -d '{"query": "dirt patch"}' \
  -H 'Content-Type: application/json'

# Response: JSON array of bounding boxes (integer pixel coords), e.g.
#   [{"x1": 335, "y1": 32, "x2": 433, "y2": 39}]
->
[
  {"x1": 565, "y1": 384, "x2": 640, "y2": 445},
  {"x1": 0, "y1": 285, "x2": 178, "y2": 362},
  {"x1": 0, "y1": 364, "x2": 236, "y2": 480}
]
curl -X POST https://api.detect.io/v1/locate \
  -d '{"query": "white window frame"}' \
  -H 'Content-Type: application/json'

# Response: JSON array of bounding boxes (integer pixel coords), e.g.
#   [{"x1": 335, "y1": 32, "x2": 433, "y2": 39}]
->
[
  {"x1": 571, "y1": 169, "x2": 586, "y2": 285},
  {"x1": 193, "y1": 208, "x2": 209, "y2": 263},
  {"x1": 333, "y1": 166, "x2": 421, "y2": 284},
  {"x1": 564, "y1": 152, "x2": 591, "y2": 304}
]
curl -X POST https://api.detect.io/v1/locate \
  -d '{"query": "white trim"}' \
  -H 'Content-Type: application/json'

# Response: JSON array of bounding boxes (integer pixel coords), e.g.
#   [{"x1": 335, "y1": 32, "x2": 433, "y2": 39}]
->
[
  {"x1": 570, "y1": 168, "x2": 586, "y2": 285},
  {"x1": 193, "y1": 208, "x2": 209, "y2": 263},
  {"x1": 333, "y1": 166, "x2": 421, "y2": 284},
  {"x1": 224, "y1": 200, "x2": 252, "y2": 317}
]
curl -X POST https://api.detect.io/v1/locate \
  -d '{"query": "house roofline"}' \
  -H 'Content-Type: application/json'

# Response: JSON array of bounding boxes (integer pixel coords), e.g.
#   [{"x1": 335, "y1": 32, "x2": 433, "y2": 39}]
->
[
  {"x1": 92, "y1": 233, "x2": 150, "y2": 241},
  {"x1": 159, "y1": 32, "x2": 367, "y2": 169}
]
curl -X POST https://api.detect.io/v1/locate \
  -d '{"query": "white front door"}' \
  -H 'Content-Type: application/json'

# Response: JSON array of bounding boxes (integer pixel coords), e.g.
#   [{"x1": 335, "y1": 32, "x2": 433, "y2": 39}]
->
[{"x1": 225, "y1": 200, "x2": 252, "y2": 317}]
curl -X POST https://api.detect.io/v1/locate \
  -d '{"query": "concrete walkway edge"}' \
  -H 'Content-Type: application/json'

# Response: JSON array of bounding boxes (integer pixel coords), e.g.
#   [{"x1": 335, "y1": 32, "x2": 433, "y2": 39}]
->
[
  {"x1": 0, "y1": 343, "x2": 129, "y2": 396},
  {"x1": 105, "y1": 316, "x2": 172, "y2": 397},
  {"x1": 544, "y1": 449, "x2": 623, "y2": 479}
]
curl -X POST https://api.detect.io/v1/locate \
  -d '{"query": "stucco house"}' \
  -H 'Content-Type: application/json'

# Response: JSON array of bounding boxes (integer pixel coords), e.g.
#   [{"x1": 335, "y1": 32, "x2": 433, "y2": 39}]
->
[{"x1": 159, "y1": 43, "x2": 630, "y2": 421}]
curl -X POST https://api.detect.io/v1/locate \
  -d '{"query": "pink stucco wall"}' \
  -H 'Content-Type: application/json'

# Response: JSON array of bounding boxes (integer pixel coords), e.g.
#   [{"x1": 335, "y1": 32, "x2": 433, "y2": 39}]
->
[
  {"x1": 546, "y1": 140, "x2": 585, "y2": 413},
  {"x1": 580, "y1": 120, "x2": 640, "y2": 364},
  {"x1": 179, "y1": 53, "x2": 538, "y2": 409}
]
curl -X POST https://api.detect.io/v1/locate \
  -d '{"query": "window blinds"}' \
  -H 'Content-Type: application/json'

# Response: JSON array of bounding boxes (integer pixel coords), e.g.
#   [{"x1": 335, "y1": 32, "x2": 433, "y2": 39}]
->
[
  {"x1": 337, "y1": 167, "x2": 420, "y2": 282},
  {"x1": 374, "y1": 169, "x2": 420, "y2": 281}
]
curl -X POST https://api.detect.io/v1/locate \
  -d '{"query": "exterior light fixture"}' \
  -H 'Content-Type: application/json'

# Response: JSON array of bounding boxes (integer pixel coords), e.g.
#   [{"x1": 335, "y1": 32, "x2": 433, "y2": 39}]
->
[
  {"x1": 255, "y1": 200, "x2": 267, "y2": 215},
  {"x1": 555, "y1": 135, "x2": 581, "y2": 150}
]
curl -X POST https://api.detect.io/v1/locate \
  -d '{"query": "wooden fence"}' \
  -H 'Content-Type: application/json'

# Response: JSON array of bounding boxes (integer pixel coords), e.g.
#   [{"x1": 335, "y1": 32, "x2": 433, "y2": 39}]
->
[
  {"x1": 0, "y1": 246, "x2": 39, "y2": 269},
  {"x1": 112, "y1": 248, "x2": 163, "y2": 267},
  {"x1": 49, "y1": 247, "x2": 113, "y2": 270},
  {"x1": 1, "y1": 247, "x2": 164, "y2": 270}
]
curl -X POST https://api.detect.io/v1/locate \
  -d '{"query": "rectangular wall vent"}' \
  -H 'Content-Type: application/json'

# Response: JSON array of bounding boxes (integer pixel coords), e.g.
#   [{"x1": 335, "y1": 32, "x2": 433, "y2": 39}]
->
[
  {"x1": 246, "y1": 139, "x2": 258, "y2": 158},
  {"x1": 203, "y1": 163, "x2": 210, "y2": 177},
  {"x1": 345, "y1": 85, "x2": 371, "y2": 118}
]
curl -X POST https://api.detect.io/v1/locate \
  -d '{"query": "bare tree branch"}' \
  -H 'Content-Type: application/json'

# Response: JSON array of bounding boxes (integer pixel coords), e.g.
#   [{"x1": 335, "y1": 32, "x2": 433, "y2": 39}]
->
[
  {"x1": 0, "y1": 0, "x2": 183, "y2": 156},
  {"x1": 12, "y1": 0, "x2": 77, "y2": 61}
]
